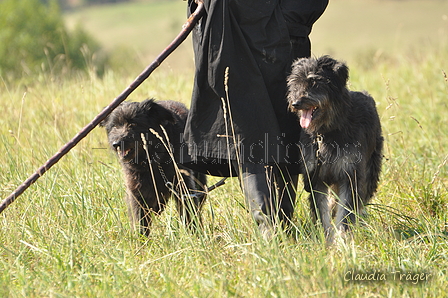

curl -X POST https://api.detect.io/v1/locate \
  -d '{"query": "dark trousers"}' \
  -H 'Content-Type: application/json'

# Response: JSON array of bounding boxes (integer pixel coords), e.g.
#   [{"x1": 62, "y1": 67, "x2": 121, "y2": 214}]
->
[{"x1": 233, "y1": 162, "x2": 298, "y2": 228}]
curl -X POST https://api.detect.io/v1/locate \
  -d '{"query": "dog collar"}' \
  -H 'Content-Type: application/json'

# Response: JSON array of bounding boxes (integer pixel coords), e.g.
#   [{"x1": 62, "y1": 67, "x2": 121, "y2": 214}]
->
[
  {"x1": 310, "y1": 133, "x2": 324, "y2": 186},
  {"x1": 315, "y1": 133, "x2": 324, "y2": 160}
]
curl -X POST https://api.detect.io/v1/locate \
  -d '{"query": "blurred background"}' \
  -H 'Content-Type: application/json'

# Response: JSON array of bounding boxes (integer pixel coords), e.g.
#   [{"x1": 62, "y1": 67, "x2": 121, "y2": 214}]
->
[{"x1": 1, "y1": 0, "x2": 447, "y2": 82}]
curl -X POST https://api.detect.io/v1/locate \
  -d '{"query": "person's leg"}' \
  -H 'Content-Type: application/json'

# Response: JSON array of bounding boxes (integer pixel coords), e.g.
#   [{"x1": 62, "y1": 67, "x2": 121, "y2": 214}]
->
[
  {"x1": 233, "y1": 162, "x2": 298, "y2": 236},
  {"x1": 273, "y1": 165, "x2": 298, "y2": 226},
  {"x1": 237, "y1": 162, "x2": 273, "y2": 225}
]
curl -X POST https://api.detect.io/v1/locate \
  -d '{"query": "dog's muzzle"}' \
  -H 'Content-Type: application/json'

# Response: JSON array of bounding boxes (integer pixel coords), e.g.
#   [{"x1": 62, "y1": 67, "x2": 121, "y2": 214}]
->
[
  {"x1": 112, "y1": 140, "x2": 135, "y2": 161},
  {"x1": 291, "y1": 101, "x2": 304, "y2": 110}
]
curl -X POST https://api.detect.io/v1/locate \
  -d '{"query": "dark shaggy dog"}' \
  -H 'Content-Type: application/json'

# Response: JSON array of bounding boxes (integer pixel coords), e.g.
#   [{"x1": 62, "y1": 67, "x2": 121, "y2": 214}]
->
[
  {"x1": 287, "y1": 56, "x2": 383, "y2": 243},
  {"x1": 100, "y1": 99, "x2": 207, "y2": 236}
]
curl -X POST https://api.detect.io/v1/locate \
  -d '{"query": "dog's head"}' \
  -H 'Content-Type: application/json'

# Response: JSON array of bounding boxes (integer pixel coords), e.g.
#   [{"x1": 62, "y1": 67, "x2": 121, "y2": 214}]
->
[
  {"x1": 100, "y1": 99, "x2": 175, "y2": 163},
  {"x1": 287, "y1": 56, "x2": 350, "y2": 134}
]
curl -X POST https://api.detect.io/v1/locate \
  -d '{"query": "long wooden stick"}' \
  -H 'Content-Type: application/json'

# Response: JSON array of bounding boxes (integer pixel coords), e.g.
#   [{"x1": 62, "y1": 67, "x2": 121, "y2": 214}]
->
[{"x1": 0, "y1": 2, "x2": 205, "y2": 214}]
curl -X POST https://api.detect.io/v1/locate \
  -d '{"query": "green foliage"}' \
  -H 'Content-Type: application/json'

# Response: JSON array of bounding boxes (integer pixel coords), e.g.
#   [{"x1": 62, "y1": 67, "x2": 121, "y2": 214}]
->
[{"x1": 0, "y1": 0, "x2": 105, "y2": 81}]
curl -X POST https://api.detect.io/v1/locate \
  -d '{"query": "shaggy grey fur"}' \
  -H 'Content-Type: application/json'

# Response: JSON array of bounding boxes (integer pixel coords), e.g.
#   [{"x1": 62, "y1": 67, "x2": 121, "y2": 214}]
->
[
  {"x1": 287, "y1": 56, "x2": 383, "y2": 242},
  {"x1": 101, "y1": 99, "x2": 206, "y2": 236}
]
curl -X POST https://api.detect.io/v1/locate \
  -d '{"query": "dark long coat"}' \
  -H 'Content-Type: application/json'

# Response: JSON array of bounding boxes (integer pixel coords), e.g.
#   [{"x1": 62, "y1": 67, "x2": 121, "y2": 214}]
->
[{"x1": 182, "y1": 0, "x2": 328, "y2": 176}]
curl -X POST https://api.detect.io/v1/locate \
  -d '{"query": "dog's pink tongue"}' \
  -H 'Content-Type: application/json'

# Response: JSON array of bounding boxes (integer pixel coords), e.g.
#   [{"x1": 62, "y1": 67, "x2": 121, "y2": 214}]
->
[{"x1": 300, "y1": 109, "x2": 313, "y2": 129}]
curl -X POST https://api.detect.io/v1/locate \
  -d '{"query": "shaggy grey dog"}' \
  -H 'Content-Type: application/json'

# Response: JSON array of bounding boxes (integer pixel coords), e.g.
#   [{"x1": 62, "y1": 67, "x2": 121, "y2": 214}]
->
[
  {"x1": 287, "y1": 56, "x2": 383, "y2": 242},
  {"x1": 100, "y1": 99, "x2": 207, "y2": 236}
]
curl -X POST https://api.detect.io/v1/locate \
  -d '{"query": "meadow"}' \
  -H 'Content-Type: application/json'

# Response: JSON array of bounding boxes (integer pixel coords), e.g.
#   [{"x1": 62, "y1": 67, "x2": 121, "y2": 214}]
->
[{"x1": 1, "y1": 0, "x2": 447, "y2": 297}]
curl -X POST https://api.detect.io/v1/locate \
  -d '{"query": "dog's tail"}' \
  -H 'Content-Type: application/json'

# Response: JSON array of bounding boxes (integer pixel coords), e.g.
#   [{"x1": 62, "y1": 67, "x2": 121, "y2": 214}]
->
[{"x1": 365, "y1": 135, "x2": 384, "y2": 201}]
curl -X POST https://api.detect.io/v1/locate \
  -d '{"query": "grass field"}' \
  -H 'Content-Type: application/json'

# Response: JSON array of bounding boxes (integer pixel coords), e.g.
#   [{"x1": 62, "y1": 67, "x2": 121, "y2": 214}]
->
[
  {"x1": 1, "y1": 0, "x2": 448, "y2": 297},
  {"x1": 64, "y1": 0, "x2": 448, "y2": 71}
]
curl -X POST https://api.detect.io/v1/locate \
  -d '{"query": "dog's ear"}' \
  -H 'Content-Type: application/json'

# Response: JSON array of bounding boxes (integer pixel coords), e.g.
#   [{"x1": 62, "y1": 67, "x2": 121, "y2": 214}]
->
[
  {"x1": 99, "y1": 102, "x2": 126, "y2": 128},
  {"x1": 141, "y1": 99, "x2": 176, "y2": 125},
  {"x1": 332, "y1": 60, "x2": 349, "y2": 85},
  {"x1": 99, "y1": 108, "x2": 110, "y2": 127},
  {"x1": 318, "y1": 55, "x2": 349, "y2": 85},
  {"x1": 99, "y1": 118, "x2": 107, "y2": 127}
]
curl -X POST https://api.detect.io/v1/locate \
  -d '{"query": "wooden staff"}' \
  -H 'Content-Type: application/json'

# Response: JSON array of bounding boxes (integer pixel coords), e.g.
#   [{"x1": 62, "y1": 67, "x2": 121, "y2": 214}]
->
[{"x1": 0, "y1": 1, "x2": 205, "y2": 214}]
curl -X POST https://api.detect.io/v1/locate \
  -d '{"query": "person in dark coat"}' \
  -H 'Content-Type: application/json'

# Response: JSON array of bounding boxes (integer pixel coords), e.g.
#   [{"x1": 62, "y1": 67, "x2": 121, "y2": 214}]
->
[{"x1": 182, "y1": 0, "x2": 328, "y2": 235}]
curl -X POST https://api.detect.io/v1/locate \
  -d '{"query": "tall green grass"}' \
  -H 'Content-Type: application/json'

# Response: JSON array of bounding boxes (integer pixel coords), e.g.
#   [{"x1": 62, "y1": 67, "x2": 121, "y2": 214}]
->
[
  {"x1": 1, "y1": 0, "x2": 447, "y2": 297},
  {"x1": 1, "y1": 43, "x2": 447, "y2": 297}
]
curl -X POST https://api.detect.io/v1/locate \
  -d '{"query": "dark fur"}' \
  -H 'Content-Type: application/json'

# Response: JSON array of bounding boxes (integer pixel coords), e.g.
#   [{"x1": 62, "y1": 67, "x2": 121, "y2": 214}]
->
[
  {"x1": 287, "y1": 56, "x2": 383, "y2": 242},
  {"x1": 100, "y1": 99, "x2": 207, "y2": 236}
]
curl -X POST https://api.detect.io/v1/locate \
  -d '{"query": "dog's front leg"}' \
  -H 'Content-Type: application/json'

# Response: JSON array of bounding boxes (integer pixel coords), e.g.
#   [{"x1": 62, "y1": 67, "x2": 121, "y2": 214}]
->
[
  {"x1": 126, "y1": 172, "x2": 168, "y2": 237},
  {"x1": 335, "y1": 179, "x2": 358, "y2": 235},
  {"x1": 126, "y1": 192, "x2": 153, "y2": 236},
  {"x1": 307, "y1": 180, "x2": 333, "y2": 240}
]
